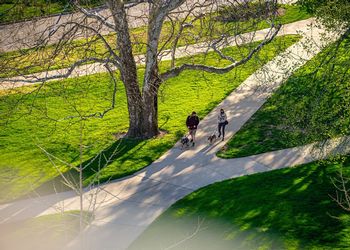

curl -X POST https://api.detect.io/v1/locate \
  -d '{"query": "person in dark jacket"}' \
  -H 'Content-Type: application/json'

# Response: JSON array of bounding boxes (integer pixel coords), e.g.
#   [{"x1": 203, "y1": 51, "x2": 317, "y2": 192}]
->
[{"x1": 186, "y1": 111, "x2": 200, "y2": 146}]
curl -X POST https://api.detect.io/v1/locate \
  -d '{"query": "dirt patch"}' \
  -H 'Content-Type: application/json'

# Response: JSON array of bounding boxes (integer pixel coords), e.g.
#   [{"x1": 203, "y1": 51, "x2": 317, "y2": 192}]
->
[
  {"x1": 112, "y1": 130, "x2": 168, "y2": 140},
  {"x1": 221, "y1": 145, "x2": 228, "y2": 152},
  {"x1": 112, "y1": 132, "x2": 127, "y2": 140},
  {"x1": 277, "y1": 7, "x2": 286, "y2": 17},
  {"x1": 156, "y1": 129, "x2": 169, "y2": 138}
]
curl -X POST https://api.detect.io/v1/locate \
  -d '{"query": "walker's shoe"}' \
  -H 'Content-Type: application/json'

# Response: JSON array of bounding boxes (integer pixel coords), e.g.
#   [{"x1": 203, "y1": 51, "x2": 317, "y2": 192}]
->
[
  {"x1": 218, "y1": 134, "x2": 221, "y2": 138},
  {"x1": 192, "y1": 142, "x2": 195, "y2": 147},
  {"x1": 222, "y1": 138, "x2": 224, "y2": 141},
  {"x1": 190, "y1": 139, "x2": 193, "y2": 142}
]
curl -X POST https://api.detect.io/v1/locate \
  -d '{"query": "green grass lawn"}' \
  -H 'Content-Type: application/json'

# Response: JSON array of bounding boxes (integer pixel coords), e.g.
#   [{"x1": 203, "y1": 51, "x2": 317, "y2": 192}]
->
[
  {"x1": 0, "y1": 0, "x2": 102, "y2": 24},
  {"x1": 0, "y1": 2, "x2": 66, "y2": 23},
  {"x1": 0, "y1": 4, "x2": 311, "y2": 78},
  {"x1": 0, "y1": 35, "x2": 300, "y2": 203},
  {"x1": 218, "y1": 36, "x2": 350, "y2": 159},
  {"x1": 0, "y1": 210, "x2": 91, "y2": 250},
  {"x1": 129, "y1": 158, "x2": 350, "y2": 250}
]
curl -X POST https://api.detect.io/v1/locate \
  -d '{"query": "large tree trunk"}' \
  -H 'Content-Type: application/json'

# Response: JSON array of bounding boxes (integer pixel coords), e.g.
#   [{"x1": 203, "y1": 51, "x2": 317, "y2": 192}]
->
[
  {"x1": 141, "y1": 89, "x2": 159, "y2": 138},
  {"x1": 124, "y1": 83, "x2": 144, "y2": 138},
  {"x1": 124, "y1": 74, "x2": 159, "y2": 138},
  {"x1": 135, "y1": 3, "x2": 166, "y2": 138},
  {"x1": 108, "y1": 0, "x2": 160, "y2": 139},
  {"x1": 125, "y1": 90, "x2": 159, "y2": 139},
  {"x1": 142, "y1": 60, "x2": 161, "y2": 137},
  {"x1": 127, "y1": 65, "x2": 160, "y2": 139},
  {"x1": 108, "y1": 0, "x2": 185, "y2": 139}
]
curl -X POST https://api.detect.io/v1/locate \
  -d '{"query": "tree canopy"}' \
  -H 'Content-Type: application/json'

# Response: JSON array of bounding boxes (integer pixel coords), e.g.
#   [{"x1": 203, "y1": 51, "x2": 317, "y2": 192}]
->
[{"x1": 299, "y1": 0, "x2": 350, "y2": 29}]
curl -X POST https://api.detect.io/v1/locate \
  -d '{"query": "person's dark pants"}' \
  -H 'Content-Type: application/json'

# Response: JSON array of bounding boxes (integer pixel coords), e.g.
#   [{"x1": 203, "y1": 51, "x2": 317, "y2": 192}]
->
[{"x1": 218, "y1": 122, "x2": 226, "y2": 138}]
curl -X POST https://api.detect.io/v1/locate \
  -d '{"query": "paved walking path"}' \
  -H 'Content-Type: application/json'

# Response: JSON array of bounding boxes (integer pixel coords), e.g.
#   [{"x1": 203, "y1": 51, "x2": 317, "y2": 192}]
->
[
  {"x1": 0, "y1": 17, "x2": 345, "y2": 250},
  {"x1": 0, "y1": 0, "x2": 295, "y2": 53},
  {"x1": 0, "y1": 0, "x2": 229, "y2": 53},
  {"x1": 1, "y1": 18, "x2": 315, "y2": 90}
]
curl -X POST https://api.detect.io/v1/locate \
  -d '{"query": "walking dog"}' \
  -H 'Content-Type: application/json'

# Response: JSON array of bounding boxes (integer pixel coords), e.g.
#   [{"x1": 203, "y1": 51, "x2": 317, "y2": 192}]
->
[
  {"x1": 207, "y1": 134, "x2": 217, "y2": 144},
  {"x1": 181, "y1": 136, "x2": 190, "y2": 149}
]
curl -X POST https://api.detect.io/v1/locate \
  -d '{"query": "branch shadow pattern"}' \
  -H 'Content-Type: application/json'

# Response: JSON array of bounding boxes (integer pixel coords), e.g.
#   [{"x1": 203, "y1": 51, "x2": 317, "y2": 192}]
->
[{"x1": 129, "y1": 160, "x2": 350, "y2": 250}]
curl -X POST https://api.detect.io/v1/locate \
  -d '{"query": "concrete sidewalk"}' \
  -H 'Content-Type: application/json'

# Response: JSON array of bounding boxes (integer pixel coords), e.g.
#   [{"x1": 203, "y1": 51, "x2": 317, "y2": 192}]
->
[{"x1": 0, "y1": 18, "x2": 343, "y2": 250}]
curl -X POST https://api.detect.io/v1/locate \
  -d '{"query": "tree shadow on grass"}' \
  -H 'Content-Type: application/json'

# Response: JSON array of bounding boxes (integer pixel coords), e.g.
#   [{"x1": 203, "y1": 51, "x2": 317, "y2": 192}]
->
[
  {"x1": 20, "y1": 129, "x2": 184, "y2": 200},
  {"x1": 130, "y1": 160, "x2": 350, "y2": 250},
  {"x1": 20, "y1": 138, "x2": 147, "y2": 198}
]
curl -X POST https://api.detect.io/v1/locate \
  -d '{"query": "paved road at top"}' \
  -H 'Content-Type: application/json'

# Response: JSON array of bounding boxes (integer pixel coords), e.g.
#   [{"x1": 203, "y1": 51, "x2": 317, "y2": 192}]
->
[
  {"x1": 0, "y1": 0, "x2": 216, "y2": 52},
  {"x1": 0, "y1": 0, "x2": 296, "y2": 53}
]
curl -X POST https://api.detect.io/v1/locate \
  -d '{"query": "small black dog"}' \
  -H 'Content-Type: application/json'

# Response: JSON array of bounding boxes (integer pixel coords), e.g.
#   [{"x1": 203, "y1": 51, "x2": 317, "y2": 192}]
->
[
  {"x1": 208, "y1": 134, "x2": 217, "y2": 144},
  {"x1": 181, "y1": 136, "x2": 190, "y2": 149}
]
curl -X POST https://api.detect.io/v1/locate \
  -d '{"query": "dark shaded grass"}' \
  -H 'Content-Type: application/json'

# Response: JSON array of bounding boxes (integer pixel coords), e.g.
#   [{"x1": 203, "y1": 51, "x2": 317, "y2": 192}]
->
[
  {"x1": 130, "y1": 158, "x2": 350, "y2": 250},
  {"x1": 219, "y1": 36, "x2": 350, "y2": 159}
]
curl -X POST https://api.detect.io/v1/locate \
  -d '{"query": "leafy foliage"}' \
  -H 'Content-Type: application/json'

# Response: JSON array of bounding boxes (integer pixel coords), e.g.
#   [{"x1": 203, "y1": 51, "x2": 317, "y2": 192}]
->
[{"x1": 298, "y1": 0, "x2": 350, "y2": 29}]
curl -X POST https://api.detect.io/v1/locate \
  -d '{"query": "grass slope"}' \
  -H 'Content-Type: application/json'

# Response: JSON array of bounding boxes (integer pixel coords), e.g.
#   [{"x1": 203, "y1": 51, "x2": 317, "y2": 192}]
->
[
  {"x1": 129, "y1": 159, "x2": 350, "y2": 250},
  {"x1": 0, "y1": 35, "x2": 300, "y2": 203},
  {"x1": 218, "y1": 36, "x2": 350, "y2": 159},
  {"x1": 0, "y1": 210, "x2": 91, "y2": 250}
]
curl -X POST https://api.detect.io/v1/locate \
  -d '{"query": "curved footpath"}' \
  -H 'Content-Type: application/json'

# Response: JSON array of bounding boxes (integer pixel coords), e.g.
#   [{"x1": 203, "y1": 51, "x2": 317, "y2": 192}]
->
[{"x1": 0, "y1": 18, "x2": 346, "y2": 250}]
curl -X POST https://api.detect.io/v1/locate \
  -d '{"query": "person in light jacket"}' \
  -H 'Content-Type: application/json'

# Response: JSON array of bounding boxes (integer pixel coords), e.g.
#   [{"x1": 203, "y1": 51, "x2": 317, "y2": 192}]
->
[{"x1": 218, "y1": 108, "x2": 228, "y2": 141}]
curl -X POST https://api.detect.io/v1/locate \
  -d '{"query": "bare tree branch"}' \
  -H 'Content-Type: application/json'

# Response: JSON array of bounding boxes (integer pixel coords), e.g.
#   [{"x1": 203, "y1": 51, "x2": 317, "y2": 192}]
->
[
  {"x1": 71, "y1": 0, "x2": 116, "y2": 30},
  {"x1": 125, "y1": 0, "x2": 150, "y2": 9},
  {"x1": 160, "y1": 24, "x2": 282, "y2": 80},
  {"x1": 330, "y1": 168, "x2": 350, "y2": 212}
]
